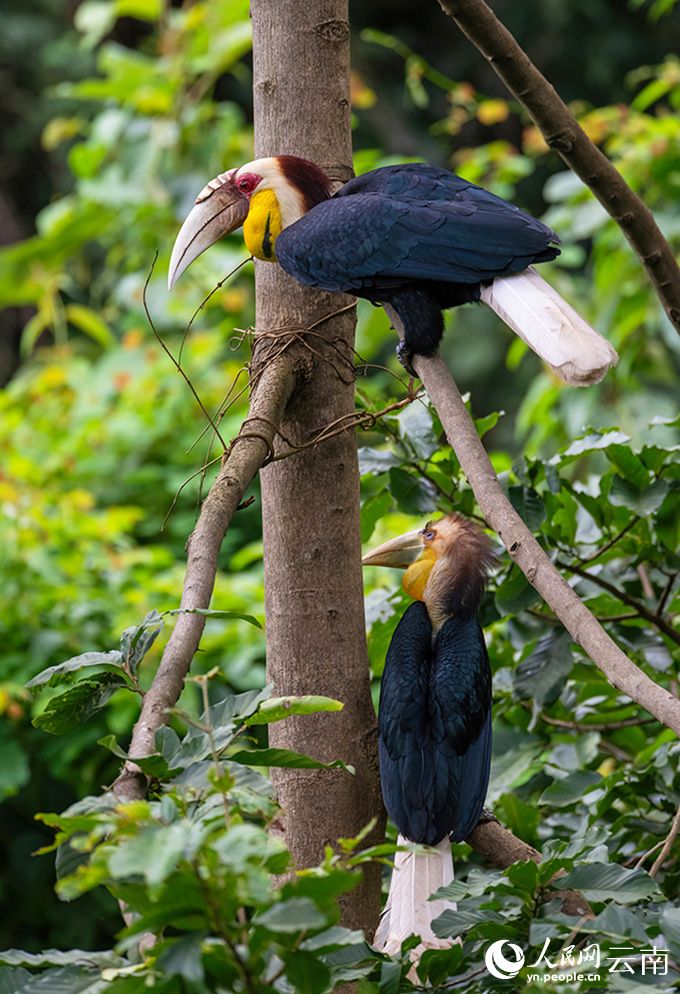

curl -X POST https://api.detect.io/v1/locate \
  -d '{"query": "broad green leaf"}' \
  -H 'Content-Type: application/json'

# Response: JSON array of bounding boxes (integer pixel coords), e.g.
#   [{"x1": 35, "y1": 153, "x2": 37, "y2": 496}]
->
[
  {"x1": 360, "y1": 490, "x2": 395, "y2": 543},
  {"x1": 555, "y1": 863, "x2": 661, "y2": 903},
  {"x1": 119, "y1": 612, "x2": 163, "y2": 675},
  {"x1": 166, "y1": 607, "x2": 262, "y2": 628},
  {"x1": 388, "y1": 467, "x2": 437, "y2": 514},
  {"x1": 64, "y1": 305, "x2": 115, "y2": 349},
  {"x1": 285, "y1": 951, "x2": 331, "y2": 994},
  {"x1": 155, "y1": 934, "x2": 204, "y2": 983},
  {"x1": 300, "y1": 927, "x2": 366, "y2": 953},
  {"x1": 243, "y1": 696, "x2": 344, "y2": 726},
  {"x1": 96, "y1": 736, "x2": 178, "y2": 778},
  {"x1": 229, "y1": 748, "x2": 354, "y2": 773},
  {"x1": 605, "y1": 444, "x2": 650, "y2": 490},
  {"x1": 609, "y1": 475, "x2": 669, "y2": 514},
  {"x1": 397, "y1": 402, "x2": 436, "y2": 459},
  {"x1": 540, "y1": 770, "x2": 602, "y2": 806},
  {"x1": 508, "y1": 485, "x2": 545, "y2": 531},
  {"x1": 0, "y1": 951, "x2": 123, "y2": 969},
  {"x1": 495, "y1": 565, "x2": 540, "y2": 614},
  {"x1": 378, "y1": 959, "x2": 402, "y2": 994},
  {"x1": 256, "y1": 898, "x2": 327, "y2": 933},
  {"x1": 358, "y1": 447, "x2": 400, "y2": 475},
  {"x1": 26, "y1": 651, "x2": 125, "y2": 690},
  {"x1": 0, "y1": 740, "x2": 30, "y2": 799},
  {"x1": 33, "y1": 673, "x2": 130, "y2": 734},
  {"x1": 108, "y1": 821, "x2": 200, "y2": 887},
  {"x1": 556, "y1": 429, "x2": 630, "y2": 462},
  {"x1": 513, "y1": 630, "x2": 573, "y2": 706}
]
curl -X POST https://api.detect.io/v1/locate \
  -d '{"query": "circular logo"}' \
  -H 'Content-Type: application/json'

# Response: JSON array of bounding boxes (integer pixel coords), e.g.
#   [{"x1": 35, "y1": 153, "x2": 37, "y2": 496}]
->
[{"x1": 485, "y1": 939, "x2": 525, "y2": 980}]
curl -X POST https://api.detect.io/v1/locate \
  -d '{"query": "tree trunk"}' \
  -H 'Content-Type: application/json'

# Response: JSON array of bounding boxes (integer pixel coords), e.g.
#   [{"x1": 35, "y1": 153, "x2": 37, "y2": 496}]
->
[{"x1": 251, "y1": 0, "x2": 384, "y2": 936}]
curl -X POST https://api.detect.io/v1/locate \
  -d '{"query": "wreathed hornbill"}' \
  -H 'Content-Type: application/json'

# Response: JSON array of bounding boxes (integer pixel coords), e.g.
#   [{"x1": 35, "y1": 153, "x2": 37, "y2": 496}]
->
[
  {"x1": 362, "y1": 513, "x2": 493, "y2": 960},
  {"x1": 168, "y1": 156, "x2": 618, "y2": 384}
]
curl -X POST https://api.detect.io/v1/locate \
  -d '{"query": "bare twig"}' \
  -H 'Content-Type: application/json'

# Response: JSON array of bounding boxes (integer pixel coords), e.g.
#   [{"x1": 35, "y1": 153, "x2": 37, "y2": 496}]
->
[
  {"x1": 650, "y1": 802, "x2": 680, "y2": 877},
  {"x1": 435, "y1": 0, "x2": 680, "y2": 333},
  {"x1": 389, "y1": 323, "x2": 680, "y2": 736},
  {"x1": 113, "y1": 354, "x2": 298, "y2": 799},
  {"x1": 557, "y1": 559, "x2": 680, "y2": 648}
]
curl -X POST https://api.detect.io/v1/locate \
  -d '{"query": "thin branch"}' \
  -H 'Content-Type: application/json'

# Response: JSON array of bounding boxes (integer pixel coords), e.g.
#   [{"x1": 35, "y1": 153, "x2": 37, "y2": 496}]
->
[
  {"x1": 389, "y1": 324, "x2": 680, "y2": 737},
  {"x1": 436, "y1": 0, "x2": 680, "y2": 333},
  {"x1": 535, "y1": 711, "x2": 654, "y2": 734},
  {"x1": 113, "y1": 354, "x2": 298, "y2": 799},
  {"x1": 557, "y1": 559, "x2": 680, "y2": 648},
  {"x1": 577, "y1": 517, "x2": 640, "y2": 565},
  {"x1": 466, "y1": 817, "x2": 590, "y2": 918},
  {"x1": 650, "y1": 802, "x2": 680, "y2": 877}
]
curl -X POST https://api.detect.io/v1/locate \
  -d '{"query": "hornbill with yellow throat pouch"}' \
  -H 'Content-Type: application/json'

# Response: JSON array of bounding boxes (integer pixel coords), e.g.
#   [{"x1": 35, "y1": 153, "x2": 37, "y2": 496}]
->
[
  {"x1": 168, "y1": 156, "x2": 618, "y2": 384},
  {"x1": 362, "y1": 513, "x2": 494, "y2": 962}
]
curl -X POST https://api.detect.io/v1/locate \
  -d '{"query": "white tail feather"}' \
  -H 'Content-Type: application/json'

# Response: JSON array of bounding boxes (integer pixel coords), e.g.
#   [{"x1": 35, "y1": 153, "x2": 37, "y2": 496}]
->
[
  {"x1": 374, "y1": 835, "x2": 457, "y2": 974},
  {"x1": 480, "y1": 267, "x2": 618, "y2": 386}
]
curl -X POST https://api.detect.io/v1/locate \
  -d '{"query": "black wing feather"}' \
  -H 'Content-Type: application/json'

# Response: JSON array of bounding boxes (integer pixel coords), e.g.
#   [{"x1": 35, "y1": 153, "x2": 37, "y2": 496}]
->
[
  {"x1": 276, "y1": 163, "x2": 559, "y2": 294},
  {"x1": 378, "y1": 602, "x2": 492, "y2": 845}
]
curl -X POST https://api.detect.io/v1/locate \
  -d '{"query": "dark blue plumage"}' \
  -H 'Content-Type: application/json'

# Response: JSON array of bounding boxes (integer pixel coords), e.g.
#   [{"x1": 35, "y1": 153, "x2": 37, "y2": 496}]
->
[
  {"x1": 378, "y1": 600, "x2": 492, "y2": 845},
  {"x1": 276, "y1": 163, "x2": 559, "y2": 359}
]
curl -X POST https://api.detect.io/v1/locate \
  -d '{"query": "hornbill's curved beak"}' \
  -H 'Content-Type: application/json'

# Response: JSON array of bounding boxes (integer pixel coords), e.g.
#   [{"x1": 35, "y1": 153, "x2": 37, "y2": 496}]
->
[
  {"x1": 168, "y1": 174, "x2": 249, "y2": 290},
  {"x1": 362, "y1": 528, "x2": 425, "y2": 569}
]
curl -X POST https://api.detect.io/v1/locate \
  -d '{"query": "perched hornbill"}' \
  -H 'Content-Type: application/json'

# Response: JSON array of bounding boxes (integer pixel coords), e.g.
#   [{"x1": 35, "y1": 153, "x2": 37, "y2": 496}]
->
[
  {"x1": 362, "y1": 513, "x2": 493, "y2": 960},
  {"x1": 168, "y1": 156, "x2": 617, "y2": 384}
]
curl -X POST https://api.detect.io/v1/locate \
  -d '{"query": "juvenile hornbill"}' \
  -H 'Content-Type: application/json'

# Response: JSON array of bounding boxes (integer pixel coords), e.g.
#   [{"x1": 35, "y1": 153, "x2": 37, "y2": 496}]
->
[
  {"x1": 168, "y1": 156, "x2": 618, "y2": 384},
  {"x1": 362, "y1": 513, "x2": 494, "y2": 960}
]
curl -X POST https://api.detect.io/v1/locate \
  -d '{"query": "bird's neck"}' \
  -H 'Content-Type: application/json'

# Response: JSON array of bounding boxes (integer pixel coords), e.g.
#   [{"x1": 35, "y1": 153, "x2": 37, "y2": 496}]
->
[
  {"x1": 404, "y1": 552, "x2": 485, "y2": 629},
  {"x1": 244, "y1": 190, "x2": 284, "y2": 261}
]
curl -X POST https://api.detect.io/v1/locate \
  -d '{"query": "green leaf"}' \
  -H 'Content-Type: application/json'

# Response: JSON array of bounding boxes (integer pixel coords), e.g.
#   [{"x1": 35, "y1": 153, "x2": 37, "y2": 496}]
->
[
  {"x1": 256, "y1": 898, "x2": 327, "y2": 933},
  {"x1": 0, "y1": 951, "x2": 123, "y2": 969},
  {"x1": 26, "y1": 651, "x2": 125, "y2": 690},
  {"x1": 609, "y1": 475, "x2": 669, "y2": 514},
  {"x1": 555, "y1": 862, "x2": 661, "y2": 903},
  {"x1": 378, "y1": 959, "x2": 402, "y2": 994},
  {"x1": 397, "y1": 402, "x2": 436, "y2": 459},
  {"x1": 578, "y1": 904, "x2": 650, "y2": 941},
  {"x1": 64, "y1": 305, "x2": 115, "y2": 349},
  {"x1": 108, "y1": 821, "x2": 200, "y2": 887},
  {"x1": 513, "y1": 630, "x2": 573, "y2": 706},
  {"x1": 285, "y1": 951, "x2": 331, "y2": 994},
  {"x1": 119, "y1": 612, "x2": 163, "y2": 675},
  {"x1": 540, "y1": 771, "x2": 602, "y2": 807},
  {"x1": 155, "y1": 934, "x2": 205, "y2": 983},
  {"x1": 33, "y1": 673, "x2": 130, "y2": 734},
  {"x1": 495, "y1": 565, "x2": 540, "y2": 614},
  {"x1": 557, "y1": 429, "x2": 630, "y2": 462},
  {"x1": 508, "y1": 486, "x2": 545, "y2": 531},
  {"x1": 228, "y1": 748, "x2": 354, "y2": 773},
  {"x1": 166, "y1": 607, "x2": 262, "y2": 628},
  {"x1": 96, "y1": 736, "x2": 178, "y2": 778},
  {"x1": 243, "y1": 696, "x2": 344, "y2": 726},
  {"x1": 605, "y1": 444, "x2": 650, "y2": 490},
  {"x1": 360, "y1": 490, "x2": 394, "y2": 543},
  {"x1": 358, "y1": 447, "x2": 400, "y2": 475},
  {"x1": 388, "y1": 467, "x2": 437, "y2": 515},
  {"x1": 0, "y1": 740, "x2": 30, "y2": 799},
  {"x1": 300, "y1": 927, "x2": 366, "y2": 953}
]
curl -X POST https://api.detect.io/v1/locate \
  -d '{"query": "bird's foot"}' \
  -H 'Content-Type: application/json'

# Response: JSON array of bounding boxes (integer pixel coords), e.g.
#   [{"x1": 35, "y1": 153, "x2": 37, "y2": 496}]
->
[
  {"x1": 396, "y1": 341, "x2": 418, "y2": 378},
  {"x1": 477, "y1": 808, "x2": 498, "y2": 826}
]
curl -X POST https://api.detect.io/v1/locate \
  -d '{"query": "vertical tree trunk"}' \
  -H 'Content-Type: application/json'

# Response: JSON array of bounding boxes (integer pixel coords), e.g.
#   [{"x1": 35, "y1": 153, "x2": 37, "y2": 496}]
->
[{"x1": 251, "y1": 0, "x2": 384, "y2": 936}]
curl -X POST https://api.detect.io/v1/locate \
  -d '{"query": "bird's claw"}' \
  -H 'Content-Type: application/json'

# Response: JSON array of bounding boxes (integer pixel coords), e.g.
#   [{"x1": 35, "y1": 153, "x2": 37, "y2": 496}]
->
[
  {"x1": 477, "y1": 808, "x2": 498, "y2": 826},
  {"x1": 396, "y1": 341, "x2": 418, "y2": 378}
]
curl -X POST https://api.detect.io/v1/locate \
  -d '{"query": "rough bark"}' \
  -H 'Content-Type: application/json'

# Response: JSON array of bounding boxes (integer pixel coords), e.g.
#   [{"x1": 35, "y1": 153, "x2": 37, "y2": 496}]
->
[
  {"x1": 114, "y1": 356, "x2": 297, "y2": 799},
  {"x1": 251, "y1": 0, "x2": 384, "y2": 936},
  {"x1": 436, "y1": 0, "x2": 680, "y2": 334}
]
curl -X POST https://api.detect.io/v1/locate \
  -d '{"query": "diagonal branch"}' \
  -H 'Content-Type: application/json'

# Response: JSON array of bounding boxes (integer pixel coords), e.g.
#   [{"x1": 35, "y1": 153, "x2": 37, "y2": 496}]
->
[
  {"x1": 383, "y1": 309, "x2": 680, "y2": 736},
  {"x1": 436, "y1": 0, "x2": 680, "y2": 333},
  {"x1": 113, "y1": 354, "x2": 298, "y2": 800}
]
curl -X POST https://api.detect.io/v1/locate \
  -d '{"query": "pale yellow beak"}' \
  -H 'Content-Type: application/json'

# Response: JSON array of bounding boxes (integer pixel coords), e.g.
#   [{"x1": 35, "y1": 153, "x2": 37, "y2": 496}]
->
[
  {"x1": 361, "y1": 528, "x2": 425, "y2": 569},
  {"x1": 168, "y1": 176, "x2": 249, "y2": 290}
]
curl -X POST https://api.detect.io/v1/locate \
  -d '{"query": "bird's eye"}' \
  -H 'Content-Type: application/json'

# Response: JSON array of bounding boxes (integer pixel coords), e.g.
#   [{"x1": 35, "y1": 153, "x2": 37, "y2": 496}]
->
[
  {"x1": 423, "y1": 530, "x2": 435, "y2": 541},
  {"x1": 237, "y1": 174, "x2": 258, "y2": 193}
]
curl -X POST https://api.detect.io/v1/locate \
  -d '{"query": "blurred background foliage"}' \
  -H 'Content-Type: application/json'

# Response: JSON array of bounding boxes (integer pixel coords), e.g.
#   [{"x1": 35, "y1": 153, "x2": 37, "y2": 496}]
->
[{"x1": 0, "y1": 0, "x2": 679, "y2": 986}]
